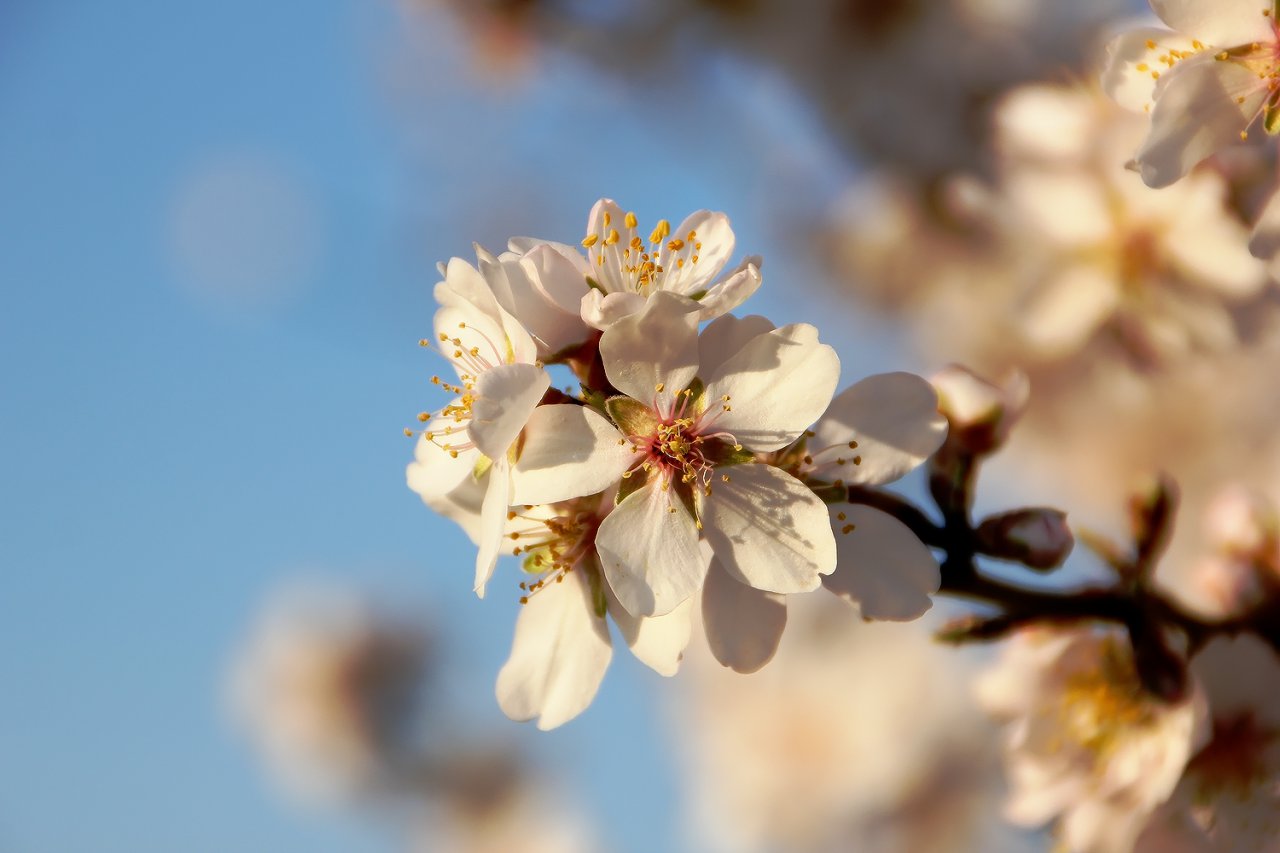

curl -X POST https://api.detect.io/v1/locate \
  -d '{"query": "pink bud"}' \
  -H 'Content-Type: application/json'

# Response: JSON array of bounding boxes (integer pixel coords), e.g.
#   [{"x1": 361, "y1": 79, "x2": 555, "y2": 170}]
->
[{"x1": 975, "y1": 508, "x2": 1074, "y2": 570}]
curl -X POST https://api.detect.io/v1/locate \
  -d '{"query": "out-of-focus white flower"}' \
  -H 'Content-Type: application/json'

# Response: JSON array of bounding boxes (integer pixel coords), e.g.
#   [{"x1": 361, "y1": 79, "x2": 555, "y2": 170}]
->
[
  {"x1": 494, "y1": 495, "x2": 694, "y2": 730},
  {"x1": 574, "y1": 199, "x2": 761, "y2": 329},
  {"x1": 977, "y1": 628, "x2": 1208, "y2": 853},
  {"x1": 229, "y1": 587, "x2": 429, "y2": 805},
  {"x1": 680, "y1": 597, "x2": 1028, "y2": 853},
  {"x1": 1103, "y1": 0, "x2": 1280, "y2": 188},
  {"x1": 1136, "y1": 634, "x2": 1280, "y2": 853}
]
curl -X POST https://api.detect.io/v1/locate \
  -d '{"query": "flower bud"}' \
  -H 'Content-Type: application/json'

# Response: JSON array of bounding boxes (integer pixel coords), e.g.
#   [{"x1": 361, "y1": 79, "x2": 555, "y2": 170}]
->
[
  {"x1": 1203, "y1": 485, "x2": 1278, "y2": 559},
  {"x1": 975, "y1": 507, "x2": 1074, "y2": 570},
  {"x1": 1184, "y1": 554, "x2": 1267, "y2": 621},
  {"x1": 929, "y1": 364, "x2": 1028, "y2": 455}
]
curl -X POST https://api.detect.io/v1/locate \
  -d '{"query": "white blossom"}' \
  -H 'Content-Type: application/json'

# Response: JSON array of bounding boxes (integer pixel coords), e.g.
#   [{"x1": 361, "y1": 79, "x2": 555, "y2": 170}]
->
[
  {"x1": 1103, "y1": 0, "x2": 1280, "y2": 188},
  {"x1": 977, "y1": 628, "x2": 1208, "y2": 853}
]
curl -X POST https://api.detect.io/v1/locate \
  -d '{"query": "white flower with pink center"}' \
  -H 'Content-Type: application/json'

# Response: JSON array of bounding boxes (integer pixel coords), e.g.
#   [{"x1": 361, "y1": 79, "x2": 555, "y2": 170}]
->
[
  {"x1": 1104, "y1": 0, "x2": 1280, "y2": 187},
  {"x1": 511, "y1": 292, "x2": 840, "y2": 617}
]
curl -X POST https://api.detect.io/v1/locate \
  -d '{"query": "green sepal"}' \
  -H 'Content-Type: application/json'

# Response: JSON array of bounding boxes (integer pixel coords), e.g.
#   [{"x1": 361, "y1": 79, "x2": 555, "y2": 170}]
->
[
  {"x1": 472, "y1": 455, "x2": 494, "y2": 480},
  {"x1": 585, "y1": 555, "x2": 608, "y2": 619},
  {"x1": 808, "y1": 482, "x2": 850, "y2": 505},
  {"x1": 703, "y1": 439, "x2": 756, "y2": 467},
  {"x1": 680, "y1": 377, "x2": 706, "y2": 416},
  {"x1": 675, "y1": 482, "x2": 701, "y2": 530},
  {"x1": 586, "y1": 276, "x2": 605, "y2": 293},
  {"x1": 615, "y1": 466, "x2": 650, "y2": 505},
  {"x1": 606, "y1": 396, "x2": 659, "y2": 436},
  {"x1": 1266, "y1": 102, "x2": 1280, "y2": 136},
  {"x1": 580, "y1": 383, "x2": 609, "y2": 415},
  {"x1": 687, "y1": 289, "x2": 708, "y2": 301}
]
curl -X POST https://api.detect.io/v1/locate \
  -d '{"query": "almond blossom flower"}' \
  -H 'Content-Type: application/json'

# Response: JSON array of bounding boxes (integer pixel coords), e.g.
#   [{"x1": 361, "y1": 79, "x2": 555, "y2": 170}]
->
[
  {"x1": 406, "y1": 255, "x2": 551, "y2": 597},
  {"x1": 511, "y1": 292, "x2": 840, "y2": 618},
  {"x1": 494, "y1": 495, "x2": 695, "y2": 729},
  {"x1": 1135, "y1": 634, "x2": 1280, "y2": 853},
  {"x1": 977, "y1": 628, "x2": 1208, "y2": 853},
  {"x1": 787, "y1": 372, "x2": 947, "y2": 622},
  {"x1": 575, "y1": 199, "x2": 761, "y2": 329},
  {"x1": 1103, "y1": 0, "x2": 1280, "y2": 188}
]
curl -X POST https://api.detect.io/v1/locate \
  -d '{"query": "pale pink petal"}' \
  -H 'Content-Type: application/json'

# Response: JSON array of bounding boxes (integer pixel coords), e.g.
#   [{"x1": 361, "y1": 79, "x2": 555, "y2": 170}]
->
[
  {"x1": 405, "y1": 417, "x2": 479, "y2": 500},
  {"x1": 607, "y1": 592, "x2": 693, "y2": 677},
  {"x1": 702, "y1": 323, "x2": 841, "y2": 452},
  {"x1": 695, "y1": 312, "x2": 776, "y2": 378},
  {"x1": 700, "y1": 557, "x2": 787, "y2": 674},
  {"x1": 1136, "y1": 54, "x2": 1267, "y2": 188},
  {"x1": 512, "y1": 405, "x2": 638, "y2": 505},
  {"x1": 1103, "y1": 28, "x2": 1199, "y2": 113},
  {"x1": 596, "y1": 479, "x2": 705, "y2": 617},
  {"x1": 518, "y1": 244, "x2": 590, "y2": 319},
  {"x1": 660, "y1": 210, "x2": 735, "y2": 294},
  {"x1": 507, "y1": 237, "x2": 592, "y2": 277},
  {"x1": 583, "y1": 198, "x2": 628, "y2": 294},
  {"x1": 468, "y1": 363, "x2": 550, "y2": 460},
  {"x1": 823, "y1": 504, "x2": 939, "y2": 621},
  {"x1": 702, "y1": 464, "x2": 837, "y2": 594},
  {"x1": 495, "y1": 567, "x2": 613, "y2": 730},
  {"x1": 1006, "y1": 170, "x2": 1114, "y2": 246},
  {"x1": 579, "y1": 289, "x2": 647, "y2": 330},
  {"x1": 474, "y1": 457, "x2": 512, "y2": 598},
  {"x1": 695, "y1": 261, "x2": 762, "y2": 322},
  {"x1": 415, "y1": 465, "x2": 487, "y2": 546},
  {"x1": 1150, "y1": 0, "x2": 1274, "y2": 46},
  {"x1": 599, "y1": 290, "x2": 701, "y2": 414},
  {"x1": 809, "y1": 372, "x2": 947, "y2": 486}
]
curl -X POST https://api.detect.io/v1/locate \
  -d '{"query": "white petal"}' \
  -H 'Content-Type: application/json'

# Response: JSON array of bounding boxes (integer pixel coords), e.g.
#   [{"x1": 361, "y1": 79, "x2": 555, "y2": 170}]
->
[
  {"x1": 512, "y1": 405, "x2": 637, "y2": 505},
  {"x1": 702, "y1": 323, "x2": 840, "y2": 452},
  {"x1": 599, "y1": 290, "x2": 701, "y2": 414},
  {"x1": 1150, "y1": 0, "x2": 1274, "y2": 46},
  {"x1": 474, "y1": 457, "x2": 512, "y2": 598},
  {"x1": 583, "y1": 198, "x2": 628, "y2": 294},
  {"x1": 809, "y1": 372, "x2": 947, "y2": 486},
  {"x1": 405, "y1": 421, "x2": 479, "y2": 500},
  {"x1": 660, "y1": 210, "x2": 735, "y2": 294},
  {"x1": 418, "y1": 467, "x2": 488, "y2": 546},
  {"x1": 607, "y1": 592, "x2": 693, "y2": 677},
  {"x1": 468, "y1": 363, "x2": 549, "y2": 460},
  {"x1": 1019, "y1": 264, "x2": 1121, "y2": 356},
  {"x1": 1102, "y1": 29, "x2": 1200, "y2": 114},
  {"x1": 823, "y1": 504, "x2": 940, "y2": 621},
  {"x1": 579, "y1": 289, "x2": 647, "y2": 330},
  {"x1": 703, "y1": 464, "x2": 837, "y2": 594},
  {"x1": 507, "y1": 237, "x2": 592, "y2": 277},
  {"x1": 484, "y1": 248, "x2": 585, "y2": 356},
  {"x1": 700, "y1": 557, "x2": 786, "y2": 674},
  {"x1": 596, "y1": 479, "x2": 706, "y2": 617},
  {"x1": 495, "y1": 567, "x2": 613, "y2": 730},
  {"x1": 695, "y1": 312, "x2": 776, "y2": 378},
  {"x1": 1136, "y1": 54, "x2": 1266, "y2": 188},
  {"x1": 520, "y1": 244, "x2": 590, "y2": 317},
  {"x1": 695, "y1": 262, "x2": 763, "y2": 322}
]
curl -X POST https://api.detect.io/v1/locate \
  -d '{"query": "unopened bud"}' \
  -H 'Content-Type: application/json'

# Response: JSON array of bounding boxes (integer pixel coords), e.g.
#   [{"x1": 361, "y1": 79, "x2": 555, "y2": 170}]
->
[
  {"x1": 930, "y1": 364, "x2": 1029, "y2": 455},
  {"x1": 975, "y1": 508, "x2": 1074, "y2": 570}
]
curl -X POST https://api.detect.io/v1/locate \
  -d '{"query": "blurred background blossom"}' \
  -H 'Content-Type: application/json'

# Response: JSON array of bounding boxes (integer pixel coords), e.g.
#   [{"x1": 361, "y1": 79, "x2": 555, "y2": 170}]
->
[{"x1": 8, "y1": 0, "x2": 1280, "y2": 850}]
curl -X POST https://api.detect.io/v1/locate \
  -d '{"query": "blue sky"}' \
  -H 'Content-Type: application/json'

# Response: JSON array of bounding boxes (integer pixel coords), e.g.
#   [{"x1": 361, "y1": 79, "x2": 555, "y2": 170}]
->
[{"x1": 0, "y1": 2, "x2": 914, "y2": 851}]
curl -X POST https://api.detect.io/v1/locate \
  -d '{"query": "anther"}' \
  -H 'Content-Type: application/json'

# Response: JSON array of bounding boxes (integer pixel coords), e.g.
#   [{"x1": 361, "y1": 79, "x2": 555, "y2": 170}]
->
[
  {"x1": 582, "y1": 234, "x2": 599, "y2": 248},
  {"x1": 625, "y1": 211, "x2": 638, "y2": 228}
]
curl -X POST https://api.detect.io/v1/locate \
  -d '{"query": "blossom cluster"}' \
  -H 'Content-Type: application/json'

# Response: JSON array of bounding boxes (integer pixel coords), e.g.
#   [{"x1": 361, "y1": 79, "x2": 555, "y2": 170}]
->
[{"x1": 407, "y1": 199, "x2": 947, "y2": 728}]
